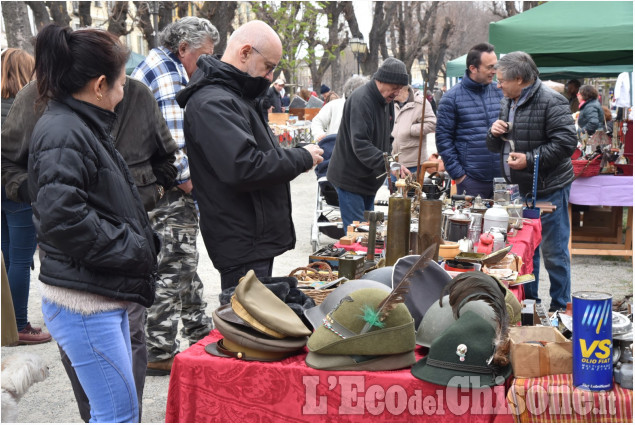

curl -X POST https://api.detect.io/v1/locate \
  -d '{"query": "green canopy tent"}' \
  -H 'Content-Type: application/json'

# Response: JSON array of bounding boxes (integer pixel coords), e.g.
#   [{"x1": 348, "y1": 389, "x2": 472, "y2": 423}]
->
[
  {"x1": 126, "y1": 51, "x2": 146, "y2": 75},
  {"x1": 488, "y1": 1, "x2": 633, "y2": 79},
  {"x1": 446, "y1": 54, "x2": 467, "y2": 79}
]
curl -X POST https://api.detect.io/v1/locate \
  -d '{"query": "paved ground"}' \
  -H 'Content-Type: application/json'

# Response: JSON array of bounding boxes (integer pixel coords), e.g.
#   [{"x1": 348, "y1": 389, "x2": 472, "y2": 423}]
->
[{"x1": 2, "y1": 150, "x2": 633, "y2": 423}]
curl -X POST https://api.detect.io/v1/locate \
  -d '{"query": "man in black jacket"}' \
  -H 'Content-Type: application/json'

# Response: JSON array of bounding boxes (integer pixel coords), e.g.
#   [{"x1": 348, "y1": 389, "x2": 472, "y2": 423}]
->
[
  {"x1": 1, "y1": 78, "x2": 177, "y2": 422},
  {"x1": 267, "y1": 78, "x2": 285, "y2": 112},
  {"x1": 487, "y1": 51, "x2": 577, "y2": 312},
  {"x1": 177, "y1": 20, "x2": 323, "y2": 290},
  {"x1": 326, "y1": 57, "x2": 410, "y2": 228}
]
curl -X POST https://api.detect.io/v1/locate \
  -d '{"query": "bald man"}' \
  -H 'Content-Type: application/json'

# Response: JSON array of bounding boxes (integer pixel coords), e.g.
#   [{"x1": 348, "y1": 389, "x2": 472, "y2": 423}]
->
[{"x1": 176, "y1": 20, "x2": 323, "y2": 290}]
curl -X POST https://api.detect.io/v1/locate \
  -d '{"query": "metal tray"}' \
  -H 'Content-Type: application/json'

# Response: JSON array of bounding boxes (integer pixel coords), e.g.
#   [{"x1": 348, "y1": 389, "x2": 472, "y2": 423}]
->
[{"x1": 454, "y1": 245, "x2": 513, "y2": 266}]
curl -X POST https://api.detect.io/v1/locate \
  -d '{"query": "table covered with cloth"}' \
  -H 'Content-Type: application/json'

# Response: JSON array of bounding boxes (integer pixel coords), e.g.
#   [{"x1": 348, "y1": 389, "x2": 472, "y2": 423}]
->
[
  {"x1": 335, "y1": 218, "x2": 541, "y2": 303},
  {"x1": 570, "y1": 175, "x2": 633, "y2": 207},
  {"x1": 507, "y1": 373, "x2": 633, "y2": 423},
  {"x1": 165, "y1": 330, "x2": 515, "y2": 423}
]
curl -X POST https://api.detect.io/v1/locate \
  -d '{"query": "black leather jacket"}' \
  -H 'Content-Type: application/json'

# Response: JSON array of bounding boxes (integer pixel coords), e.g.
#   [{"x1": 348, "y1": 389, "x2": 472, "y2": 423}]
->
[
  {"x1": 1, "y1": 79, "x2": 177, "y2": 211},
  {"x1": 487, "y1": 79, "x2": 577, "y2": 197},
  {"x1": 29, "y1": 96, "x2": 159, "y2": 307}
]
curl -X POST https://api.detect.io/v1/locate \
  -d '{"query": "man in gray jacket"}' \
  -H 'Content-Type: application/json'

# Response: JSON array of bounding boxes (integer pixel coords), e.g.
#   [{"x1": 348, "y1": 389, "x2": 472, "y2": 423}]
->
[
  {"x1": 327, "y1": 58, "x2": 410, "y2": 228},
  {"x1": 1, "y1": 78, "x2": 177, "y2": 422},
  {"x1": 487, "y1": 51, "x2": 577, "y2": 312}
]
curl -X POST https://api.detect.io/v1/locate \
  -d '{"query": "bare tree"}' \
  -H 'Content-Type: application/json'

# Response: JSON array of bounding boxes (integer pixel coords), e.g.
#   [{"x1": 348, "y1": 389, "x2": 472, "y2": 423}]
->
[
  {"x1": 24, "y1": 1, "x2": 51, "y2": 31},
  {"x1": 389, "y1": 1, "x2": 441, "y2": 82},
  {"x1": 364, "y1": 1, "x2": 398, "y2": 75},
  {"x1": 490, "y1": 1, "x2": 539, "y2": 18},
  {"x1": 107, "y1": 1, "x2": 132, "y2": 37},
  {"x1": 196, "y1": 1, "x2": 238, "y2": 55},
  {"x1": 158, "y1": 1, "x2": 174, "y2": 32},
  {"x1": 45, "y1": 1, "x2": 71, "y2": 26},
  {"x1": 2, "y1": 1, "x2": 34, "y2": 54},
  {"x1": 77, "y1": 1, "x2": 92, "y2": 27},
  {"x1": 176, "y1": 1, "x2": 189, "y2": 18},
  {"x1": 133, "y1": 1, "x2": 156, "y2": 50}
]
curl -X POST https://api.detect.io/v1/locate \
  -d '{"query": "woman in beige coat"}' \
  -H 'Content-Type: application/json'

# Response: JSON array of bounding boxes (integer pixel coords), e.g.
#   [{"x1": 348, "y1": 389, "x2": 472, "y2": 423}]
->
[{"x1": 391, "y1": 85, "x2": 437, "y2": 178}]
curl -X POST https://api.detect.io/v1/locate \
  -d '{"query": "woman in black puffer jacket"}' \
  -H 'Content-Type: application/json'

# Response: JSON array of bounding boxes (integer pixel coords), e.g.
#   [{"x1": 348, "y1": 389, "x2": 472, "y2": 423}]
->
[
  {"x1": 29, "y1": 24, "x2": 158, "y2": 422},
  {"x1": 577, "y1": 84, "x2": 605, "y2": 136}
]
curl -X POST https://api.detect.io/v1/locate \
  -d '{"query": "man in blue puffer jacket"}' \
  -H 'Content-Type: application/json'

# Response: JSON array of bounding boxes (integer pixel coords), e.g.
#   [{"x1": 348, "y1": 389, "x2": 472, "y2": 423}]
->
[{"x1": 436, "y1": 43, "x2": 503, "y2": 198}]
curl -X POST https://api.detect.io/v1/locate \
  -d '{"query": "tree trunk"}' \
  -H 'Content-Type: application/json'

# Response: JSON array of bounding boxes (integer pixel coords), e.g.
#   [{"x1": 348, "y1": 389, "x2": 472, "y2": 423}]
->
[
  {"x1": 107, "y1": 1, "x2": 130, "y2": 37},
  {"x1": 25, "y1": 1, "x2": 51, "y2": 31},
  {"x1": 45, "y1": 1, "x2": 71, "y2": 26},
  {"x1": 78, "y1": 1, "x2": 92, "y2": 27},
  {"x1": 196, "y1": 1, "x2": 237, "y2": 56},
  {"x1": 177, "y1": 1, "x2": 189, "y2": 18},
  {"x1": 2, "y1": 1, "x2": 35, "y2": 55},
  {"x1": 364, "y1": 1, "x2": 397, "y2": 76},
  {"x1": 133, "y1": 1, "x2": 156, "y2": 50},
  {"x1": 157, "y1": 1, "x2": 173, "y2": 32}
]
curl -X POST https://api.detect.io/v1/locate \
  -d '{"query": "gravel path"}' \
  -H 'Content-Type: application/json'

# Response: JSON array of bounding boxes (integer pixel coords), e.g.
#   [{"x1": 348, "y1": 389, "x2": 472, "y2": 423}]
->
[{"x1": 2, "y1": 167, "x2": 632, "y2": 423}]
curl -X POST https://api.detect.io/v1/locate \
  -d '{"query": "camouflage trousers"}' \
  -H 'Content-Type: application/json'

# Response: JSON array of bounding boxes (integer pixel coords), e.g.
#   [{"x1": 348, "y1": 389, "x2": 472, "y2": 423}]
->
[{"x1": 145, "y1": 188, "x2": 213, "y2": 361}]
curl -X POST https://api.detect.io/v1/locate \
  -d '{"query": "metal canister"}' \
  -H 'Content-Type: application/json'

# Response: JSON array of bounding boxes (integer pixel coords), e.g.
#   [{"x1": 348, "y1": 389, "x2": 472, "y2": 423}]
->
[{"x1": 572, "y1": 291, "x2": 613, "y2": 391}]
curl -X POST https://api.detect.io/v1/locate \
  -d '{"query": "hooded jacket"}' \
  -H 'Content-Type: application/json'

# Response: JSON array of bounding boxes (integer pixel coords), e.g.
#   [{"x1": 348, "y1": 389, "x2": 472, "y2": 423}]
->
[
  {"x1": 176, "y1": 55, "x2": 313, "y2": 270},
  {"x1": 1, "y1": 79, "x2": 177, "y2": 211},
  {"x1": 486, "y1": 79, "x2": 577, "y2": 197},
  {"x1": 28, "y1": 96, "x2": 159, "y2": 307},
  {"x1": 391, "y1": 89, "x2": 437, "y2": 168},
  {"x1": 435, "y1": 72, "x2": 503, "y2": 182},
  {"x1": 326, "y1": 79, "x2": 394, "y2": 196}
]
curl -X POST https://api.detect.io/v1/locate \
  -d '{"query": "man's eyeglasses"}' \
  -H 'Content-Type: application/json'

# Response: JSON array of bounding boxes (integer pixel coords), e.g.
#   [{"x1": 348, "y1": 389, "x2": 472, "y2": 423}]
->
[{"x1": 252, "y1": 46, "x2": 277, "y2": 75}]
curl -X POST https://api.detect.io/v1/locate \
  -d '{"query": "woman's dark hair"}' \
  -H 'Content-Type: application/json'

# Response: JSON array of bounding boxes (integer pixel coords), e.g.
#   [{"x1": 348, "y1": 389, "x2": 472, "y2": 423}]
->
[
  {"x1": 579, "y1": 84, "x2": 599, "y2": 101},
  {"x1": 34, "y1": 24, "x2": 129, "y2": 105}
]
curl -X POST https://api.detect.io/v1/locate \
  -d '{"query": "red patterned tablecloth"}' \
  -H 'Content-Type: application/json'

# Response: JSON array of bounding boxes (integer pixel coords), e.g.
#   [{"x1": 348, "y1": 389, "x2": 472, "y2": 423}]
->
[
  {"x1": 166, "y1": 330, "x2": 514, "y2": 423},
  {"x1": 507, "y1": 374, "x2": 633, "y2": 423}
]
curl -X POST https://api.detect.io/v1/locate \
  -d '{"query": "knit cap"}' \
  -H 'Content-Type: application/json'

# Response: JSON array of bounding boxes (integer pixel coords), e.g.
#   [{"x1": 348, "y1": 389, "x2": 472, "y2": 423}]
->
[
  {"x1": 373, "y1": 58, "x2": 408, "y2": 86},
  {"x1": 320, "y1": 84, "x2": 330, "y2": 94}
]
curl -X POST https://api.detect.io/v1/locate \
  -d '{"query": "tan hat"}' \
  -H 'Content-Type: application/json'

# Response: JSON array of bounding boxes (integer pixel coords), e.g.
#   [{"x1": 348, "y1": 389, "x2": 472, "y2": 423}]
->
[
  {"x1": 232, "y1": 270, "x2": 311, "y2": 338},
  {"x1": 205, "y1": 305, "x2": 308, "y2": 362}
]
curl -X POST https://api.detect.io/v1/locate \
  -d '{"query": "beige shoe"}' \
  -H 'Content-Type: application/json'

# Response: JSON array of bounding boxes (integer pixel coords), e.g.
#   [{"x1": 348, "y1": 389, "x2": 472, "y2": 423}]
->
[{"x1": 146, "y1": 358, "x2": 174, "y2": 376}]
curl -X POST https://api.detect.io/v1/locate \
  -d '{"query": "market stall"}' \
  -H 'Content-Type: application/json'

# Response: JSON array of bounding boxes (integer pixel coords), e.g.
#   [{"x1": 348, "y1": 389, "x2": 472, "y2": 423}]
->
[
  {"x1": 166, "y1": 330, "x2": 515, "y2": 423},
  {"x1": 568, "y1": 175, "x2": 633, "y2": 257}
]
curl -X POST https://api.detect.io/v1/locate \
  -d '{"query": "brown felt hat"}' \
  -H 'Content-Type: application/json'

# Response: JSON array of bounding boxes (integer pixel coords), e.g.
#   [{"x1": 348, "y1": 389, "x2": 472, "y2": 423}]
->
[
  {"x1": 205, "y1": 305, "x2": 308, "y2": 362},
  {"x1": 232, "y1": 270, "x2": 311, "y2": 338}
]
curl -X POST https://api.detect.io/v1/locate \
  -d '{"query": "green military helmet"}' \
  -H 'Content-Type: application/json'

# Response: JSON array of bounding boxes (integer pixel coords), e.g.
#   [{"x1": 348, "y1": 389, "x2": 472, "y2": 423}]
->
[
  {"x1": 411, "y1": 310, "x2": 512, "y2": 388},
  {"x1": 416, "y1": 295, "x2": 497, "y2": 348},
  {"x1": 307, "y1": 287, "x2": 415, "y2": 356}
]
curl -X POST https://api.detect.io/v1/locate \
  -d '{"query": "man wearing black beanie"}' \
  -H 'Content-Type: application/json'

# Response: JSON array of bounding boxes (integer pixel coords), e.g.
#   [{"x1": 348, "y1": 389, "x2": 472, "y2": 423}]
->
[{"x1": 327, "y1": 57, "x2": 410, "y2": 228}]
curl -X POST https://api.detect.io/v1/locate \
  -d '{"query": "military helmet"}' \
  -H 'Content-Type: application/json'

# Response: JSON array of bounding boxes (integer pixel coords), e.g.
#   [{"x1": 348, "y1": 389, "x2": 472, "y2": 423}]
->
[{"x1": 416, "y1": 295, "x2": 497, "y2": 348}]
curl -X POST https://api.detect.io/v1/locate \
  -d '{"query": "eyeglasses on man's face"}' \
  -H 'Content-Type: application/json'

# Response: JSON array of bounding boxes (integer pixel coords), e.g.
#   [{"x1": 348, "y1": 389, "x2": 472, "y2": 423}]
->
[{"x1": 252, "y1": 46, "x2": 278, "y2": 76}]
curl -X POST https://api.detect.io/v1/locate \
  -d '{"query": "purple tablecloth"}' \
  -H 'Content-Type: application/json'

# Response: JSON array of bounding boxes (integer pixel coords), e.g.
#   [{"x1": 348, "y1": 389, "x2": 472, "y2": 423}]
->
[{"x1": 570, "y1": 175, "x2": 633, "y2": 207}]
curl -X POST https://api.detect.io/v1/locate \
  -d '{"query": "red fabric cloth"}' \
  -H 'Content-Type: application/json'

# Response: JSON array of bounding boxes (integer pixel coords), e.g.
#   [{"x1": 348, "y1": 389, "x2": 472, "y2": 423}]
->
[
  {"x1": 166, "y1": 330, "x2": 515, "y2": 423},
  {"x1": 333, "y1": 241, "x2": 384, "y2": 254},
  {"x1": 505, "y1": 218, "x2": 542, "y2": 302},
  {"x1": 507, "y1": 374, "x2": 633, "y2": 423}
]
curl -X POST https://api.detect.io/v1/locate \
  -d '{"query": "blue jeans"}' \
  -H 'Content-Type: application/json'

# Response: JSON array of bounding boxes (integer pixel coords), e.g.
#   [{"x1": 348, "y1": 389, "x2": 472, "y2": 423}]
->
[
  {"x1": 334, "y1": 187, "x2": 376, "y2": 230},
  {"x1": 456, "y1": 175, "x2": 494, "y2": 199},
  {"x1": 525, "y1": 184, "x2": 572, "y2": 311},
  {"x1": 42, "y1": 299, "x2": 138, "y2": 422},
  {"x1": 218, "y1": 258, "x2": 274, "y2": 290},
  {"x1": 1, "y1": 187, "x2": 37, "y2": 331}
]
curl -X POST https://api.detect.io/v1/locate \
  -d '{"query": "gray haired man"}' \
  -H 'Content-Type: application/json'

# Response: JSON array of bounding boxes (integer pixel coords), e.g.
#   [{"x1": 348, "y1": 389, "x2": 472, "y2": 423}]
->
[
  {"x1": 487, "y1": 51, "x2": 577, "y2": 312},
  {"x1": 131, "y1": 16, "x2": 218, "y2": 375}
]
